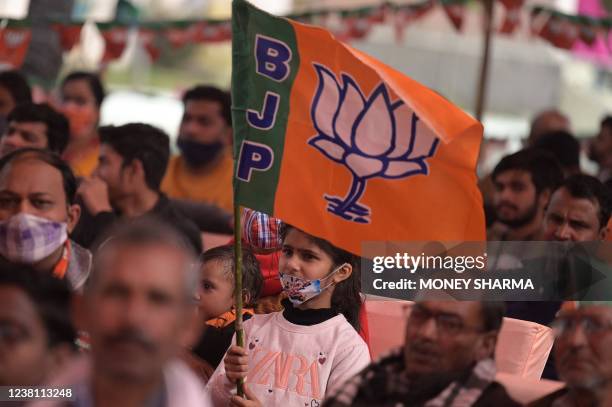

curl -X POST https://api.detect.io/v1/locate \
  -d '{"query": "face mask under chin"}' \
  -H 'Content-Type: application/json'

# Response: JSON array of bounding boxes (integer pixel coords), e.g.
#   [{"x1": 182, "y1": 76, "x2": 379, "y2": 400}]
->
[
  {"x1": 177, "y1": 139, "x2": 225, "y2": 168},
  {"x1": 279, "y1": 263, "x2": 347, "y2": 306}
]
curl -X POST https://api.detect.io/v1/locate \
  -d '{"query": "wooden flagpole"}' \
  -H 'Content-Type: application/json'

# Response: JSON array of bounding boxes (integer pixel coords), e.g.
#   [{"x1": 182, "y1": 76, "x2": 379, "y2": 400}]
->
[
  {"x1": 475, "y1": 0, "x2": 494, "y2": 121},
  {"x1": 233, "y1": 202, "x2": 245, "y2": 397}
]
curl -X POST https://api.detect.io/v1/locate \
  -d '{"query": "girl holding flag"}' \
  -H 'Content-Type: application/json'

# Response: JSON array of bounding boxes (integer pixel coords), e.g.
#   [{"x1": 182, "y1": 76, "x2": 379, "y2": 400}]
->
[{"x1": 205, "y1": 224, "x2": 370, "y2": 406}]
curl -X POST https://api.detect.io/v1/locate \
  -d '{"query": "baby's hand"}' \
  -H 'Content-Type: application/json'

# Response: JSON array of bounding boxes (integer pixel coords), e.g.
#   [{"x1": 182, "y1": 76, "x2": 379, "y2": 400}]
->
[{"x1": 224, "y1": 345, "x2": 250, "y2": 383}]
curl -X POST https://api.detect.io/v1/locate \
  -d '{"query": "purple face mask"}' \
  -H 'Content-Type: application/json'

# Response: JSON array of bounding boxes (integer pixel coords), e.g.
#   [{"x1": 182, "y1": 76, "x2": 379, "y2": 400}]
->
[{"x1": 0, "y1": 213, "x2": 68, "y2": 263}]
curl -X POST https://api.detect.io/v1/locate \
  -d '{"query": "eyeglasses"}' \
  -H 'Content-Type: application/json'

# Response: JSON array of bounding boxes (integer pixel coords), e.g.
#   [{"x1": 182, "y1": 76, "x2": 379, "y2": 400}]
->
[
  {"x1": 408, "y1": 305, "x2": 484, "y2": 335},
  {"x1": 551, "y1": 316, "x2": 612, "y2": 338}
]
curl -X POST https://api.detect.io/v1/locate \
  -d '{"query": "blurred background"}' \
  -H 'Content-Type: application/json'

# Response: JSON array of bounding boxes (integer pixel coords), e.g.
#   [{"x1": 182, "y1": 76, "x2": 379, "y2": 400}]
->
[{"x1": 1, "y1": 0, "x2": 610, "y2": 174}]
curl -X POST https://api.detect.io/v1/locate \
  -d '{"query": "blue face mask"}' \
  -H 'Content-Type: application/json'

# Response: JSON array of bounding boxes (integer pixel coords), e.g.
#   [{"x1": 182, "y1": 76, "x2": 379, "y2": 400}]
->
[
  {"x1": 279, "y1": 263, "x2": 348, "y2": 306},
  {"x1": 177, "y1": 139, "x2": 224, "y2": 168}
]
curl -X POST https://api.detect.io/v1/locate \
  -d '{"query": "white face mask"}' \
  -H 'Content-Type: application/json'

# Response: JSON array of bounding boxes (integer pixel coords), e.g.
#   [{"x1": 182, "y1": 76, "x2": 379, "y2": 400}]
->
[
  {"x1": 279, "y1": 263, "x2": 348, "y2": 306},
  {"x1": 0, "y1": 213, "x2": 68, "y2": 263}
]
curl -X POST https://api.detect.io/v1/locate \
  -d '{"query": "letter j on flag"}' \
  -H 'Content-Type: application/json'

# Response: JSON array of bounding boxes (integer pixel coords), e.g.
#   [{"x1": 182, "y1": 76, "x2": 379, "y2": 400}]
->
[{"x1": 232, "y1": 0, "x2": 486, "y2": 255}]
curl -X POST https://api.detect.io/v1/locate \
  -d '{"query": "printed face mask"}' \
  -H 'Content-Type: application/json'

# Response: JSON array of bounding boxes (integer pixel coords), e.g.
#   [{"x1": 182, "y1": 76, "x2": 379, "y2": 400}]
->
[
  {"x1": 280, "y1": 263, "x2": 348, "y2": 306},
  {"x1": 0, "y1": 213, "x2": 68, "y2": 264}
]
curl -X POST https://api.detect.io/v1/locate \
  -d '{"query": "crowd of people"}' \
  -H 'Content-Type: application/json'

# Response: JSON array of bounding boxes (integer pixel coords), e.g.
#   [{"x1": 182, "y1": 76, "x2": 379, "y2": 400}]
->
[{"x1": 0, "y1": 68, "x2": 611, "y2": 407}]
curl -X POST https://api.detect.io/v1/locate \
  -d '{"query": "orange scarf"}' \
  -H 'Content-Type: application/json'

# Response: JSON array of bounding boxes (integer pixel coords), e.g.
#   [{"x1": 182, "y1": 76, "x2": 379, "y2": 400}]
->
[
  {"x1": 205, "y1": 308, "x2": 254, "y2": 329},
  {"x1": 52, "y1": 240, "x2": 71, "y2": 279}
]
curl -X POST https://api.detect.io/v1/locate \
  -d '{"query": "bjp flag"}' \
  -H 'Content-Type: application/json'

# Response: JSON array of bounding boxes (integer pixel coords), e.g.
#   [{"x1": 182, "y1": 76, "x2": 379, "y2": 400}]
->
[
  {"x1": 232, "y1": 0, "x2": 485, "y2": 255},
  {"x1": 0, "y1": 22, "x2": 31, "y2": 69}
]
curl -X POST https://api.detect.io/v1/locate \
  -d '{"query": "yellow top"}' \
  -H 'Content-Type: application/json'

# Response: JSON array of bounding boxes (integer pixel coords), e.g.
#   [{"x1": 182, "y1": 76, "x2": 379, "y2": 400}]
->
[
  {"x1": 162, "y1": 150, "x2": 234, "y2": 212},
  {"x1": 65, "y1": 144, "x2": 100, "y2": 178}
]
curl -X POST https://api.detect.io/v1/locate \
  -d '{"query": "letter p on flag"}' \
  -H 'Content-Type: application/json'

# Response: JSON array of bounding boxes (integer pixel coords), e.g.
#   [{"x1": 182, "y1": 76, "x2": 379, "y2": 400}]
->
[{"x1": 237, "y1": 141, "x2": 274, "y2": 182}]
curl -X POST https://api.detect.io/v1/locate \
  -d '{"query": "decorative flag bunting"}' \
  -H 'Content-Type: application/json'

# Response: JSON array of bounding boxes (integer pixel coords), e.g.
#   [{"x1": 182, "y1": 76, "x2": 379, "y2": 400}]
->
[
  {"x1": 499, "y1": 0, "x2": 525, "y2": 34},
  {"x1": 3, "y1": 1, "x2": 612, "y2": 69},
  {"x1": 0, "y1": 21, "x2": 32, "y2": 69},
  {"x1": 530, "y1": 5, "x2": 612, "y2": 51},
  {"x1": 394, "y1": 0, "x2": 436, "y2": 42},
  {"x1": 162, "y1": 21, "x2": 200, "y2": 48},
  {"x1": 337, "y1": 5, "x2": 388, "y2": 41},
  {"x1": 194, "y1": 20, "x2": 232, "y2": 43},
  {"x1": 53, "y1": 22, "x2": 84, "y2": 52},
  {"x1": 138, "y1": 27, "x2": 161, "y2": 60},
  {"x1": 442, "y1": 0, "x2": 468, "y2": 31},
  {"x1": 536, "y1": 12, "x2": 580, "y2": 49},
  {"x1": 97, "y1": 23, "x2": 130, "y2": 63},
  {"x1": 231, "y1": 0, "x2": 486, "y2": 255},
  {"x1": 577, "y1": 16, "x2": 598, "y2": 45},
  {"x1": 530, "y1": 7, "x2": 549, "y2": 36}
]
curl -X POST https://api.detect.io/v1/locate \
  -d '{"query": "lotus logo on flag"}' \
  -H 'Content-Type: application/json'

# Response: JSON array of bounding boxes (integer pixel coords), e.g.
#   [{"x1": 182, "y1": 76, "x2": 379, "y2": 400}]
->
[{"x1": 309, "y1": 64, "x2": 440, "y2": 224}]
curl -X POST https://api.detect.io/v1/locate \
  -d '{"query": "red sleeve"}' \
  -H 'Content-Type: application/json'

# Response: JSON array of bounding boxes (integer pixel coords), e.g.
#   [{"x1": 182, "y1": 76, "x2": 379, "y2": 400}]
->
[
  {"x1": 257, "y1": 251, "x2": 282, "y2": 297},
  {"x1": 358, "y1": 302, "x2": 371, "y2": 358}
]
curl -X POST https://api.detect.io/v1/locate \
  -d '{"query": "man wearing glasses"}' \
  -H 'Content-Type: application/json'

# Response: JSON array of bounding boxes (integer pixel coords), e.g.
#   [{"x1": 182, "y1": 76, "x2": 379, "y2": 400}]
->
[
  {"x1": 324, "y1": 301, "x2": 520, "y2": 406},
  {"x1": 531, "y1": 302, "x2": 612, "y2": 406}
]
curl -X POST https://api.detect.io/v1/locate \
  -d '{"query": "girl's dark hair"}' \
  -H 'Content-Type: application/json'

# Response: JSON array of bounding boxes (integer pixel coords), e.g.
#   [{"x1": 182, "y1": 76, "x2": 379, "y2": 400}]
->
[
  {"x1": 280, "y1": 224, "x2": 362, "y2": 331},
  {"x1": 61, "y1": 71, "x2": 106, "y2": 107}
]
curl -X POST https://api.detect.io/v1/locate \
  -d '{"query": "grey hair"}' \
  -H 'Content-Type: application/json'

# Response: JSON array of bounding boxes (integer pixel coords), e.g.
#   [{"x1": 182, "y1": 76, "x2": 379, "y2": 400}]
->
[{"x1": 87, "y1": 217, "x2": 200, "y2": 302}]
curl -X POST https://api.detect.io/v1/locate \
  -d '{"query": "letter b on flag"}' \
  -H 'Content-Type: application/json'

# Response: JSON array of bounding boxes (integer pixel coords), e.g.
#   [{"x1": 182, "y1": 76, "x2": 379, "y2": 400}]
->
[{"x1": 255, "y1": 35, "x2": 292, "y2": 82}]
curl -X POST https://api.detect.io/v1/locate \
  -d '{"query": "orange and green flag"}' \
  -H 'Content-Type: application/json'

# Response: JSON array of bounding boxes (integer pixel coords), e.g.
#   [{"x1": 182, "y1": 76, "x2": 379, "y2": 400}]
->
[{"x1": 232, "y1": 0, "x2": 485, "y2": 255}]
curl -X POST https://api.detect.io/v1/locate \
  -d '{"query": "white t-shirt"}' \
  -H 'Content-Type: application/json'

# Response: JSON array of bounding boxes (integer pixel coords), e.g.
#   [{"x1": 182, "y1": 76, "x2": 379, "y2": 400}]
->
[{"x1": 206, "y1": 311, "x2": 371, "y2": 406}]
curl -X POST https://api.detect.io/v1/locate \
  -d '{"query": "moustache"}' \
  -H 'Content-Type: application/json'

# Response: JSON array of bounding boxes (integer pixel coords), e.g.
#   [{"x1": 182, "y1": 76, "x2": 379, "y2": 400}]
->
[
  {"x1": 559, "y1": 347, "x2": 594, "y2": 368},
  {"x1": 178, "y1": 132, "x2": 197, "y2": 141},
  {"x1": 495, "y1": 201, "x2": 518, "y2": 212},
  {"x1": 407, "y1": 340, "x2": 440, "y2": 358},
  {"x1": 103, "y1": 327, "x2": 156, "y2": 353}
]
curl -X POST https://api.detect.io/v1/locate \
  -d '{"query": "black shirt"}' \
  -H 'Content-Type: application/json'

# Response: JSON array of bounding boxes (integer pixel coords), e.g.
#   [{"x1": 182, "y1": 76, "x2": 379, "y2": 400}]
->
[
  {"x1": 193, "y1": 313, "x2": 253, "y2": 368},
  {"x1": 72, "y1": 193, "x2": 202, "y2": 252}
]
